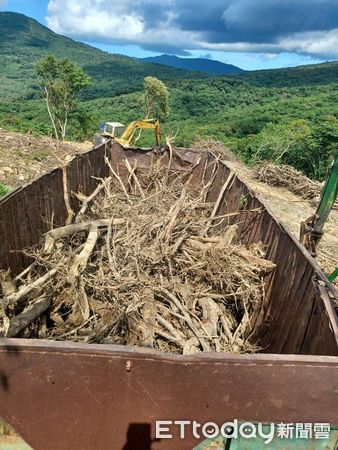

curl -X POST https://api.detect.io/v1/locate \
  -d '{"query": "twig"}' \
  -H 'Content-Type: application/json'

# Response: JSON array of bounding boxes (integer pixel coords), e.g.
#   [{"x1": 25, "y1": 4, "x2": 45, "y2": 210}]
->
[
  {"x1": 124, "y1": 159, "x2": 145, "y2": 199},
  {"x1": 104, "y1": 156, "x2": 131, "y2": 202},
  {"x1": 75, "y1": 177, "x2": 112, "y2": 222},
  {"x1": 203, "y1": 171, "x2": 236, "y2": 235}
]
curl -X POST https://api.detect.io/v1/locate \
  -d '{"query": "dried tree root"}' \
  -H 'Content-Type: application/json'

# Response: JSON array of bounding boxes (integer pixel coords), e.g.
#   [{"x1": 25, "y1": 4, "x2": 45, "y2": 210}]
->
[
  {"x1": 0, "y1": 271, "x2": 16, "y2": 296},
  {"x1": 183, "y1": 337, "x2": 200, "y2": 355},
  {"x1": 203, "y1": 171, "x2": 235, "y2": 236},
  {"x1": 254, "y1": 163, "x2": 322, "y2": 200},
  {"x1": 75, "y1": 177, "x2": 112, "y2": 223},
  {"x1": 6, "y1": 156, "x2": 273, "y2": 354},
  {"x1": 69, "y1": 223, "x2": 99, "y2": 279},
  {"x1": 7, "y1": 269, "x2": 57, "y2": 306},
  {"x1": 124, "y1": 159, "x2": 145, "y2": 199},
  {"x1": 162, "y1": 187, "x2": 187, "y2": 242},
  {"x1": 77, "y1": 282, "x2": 90, "y2": 320},
  {"x1": 14, "y1": 262, "x2": 37, "y2": 283},
  {"x1": 139, "y1": 296, "x2": 157, "y2": 347},
  {"x1": 157, "y1": 288, "x2": 211, "y2": 352},
  {"x1": 156, "y1": 314, "x2": 186, "y2": 348},
  {"x1": 62, "y1": 166, "x2": 74, "y2": 225},
  {"x1": 105, "y1": 156, "x2": 131, "y2": 202},
  {"x1": 43, "y1": 219, "x2": 123, "y2": 255},
  {"x1": 6, "y1": 296, "x2": 51, "y2": 338},
  {"x1": 198, "y1": 297, "x2": 221, "y2": 351},
  {"x1": 232, "y1": 248, "x2": 276, "y2": 273}
]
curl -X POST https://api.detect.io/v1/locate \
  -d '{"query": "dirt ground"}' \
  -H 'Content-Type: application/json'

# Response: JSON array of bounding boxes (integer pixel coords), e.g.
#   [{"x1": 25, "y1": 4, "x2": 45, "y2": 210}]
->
[
  {"x1": 0, "y1": 129, "x2": 90, "y2": 188},
  {"x1": 0, "y1": 130, "x2": 336, "y2": 281}
]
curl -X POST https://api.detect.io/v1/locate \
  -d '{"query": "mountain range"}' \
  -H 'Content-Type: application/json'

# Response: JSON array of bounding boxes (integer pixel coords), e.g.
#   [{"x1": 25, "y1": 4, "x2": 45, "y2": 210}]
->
[
  {"x1": 141, "y1": 54, "x2": 244, "y2": 75},
  {"x1": 1, "y1": 11, "x2": 337, "y2": 105},
  {"x1": 0, "y1": 12, "x2": 207, "y2": 102}
]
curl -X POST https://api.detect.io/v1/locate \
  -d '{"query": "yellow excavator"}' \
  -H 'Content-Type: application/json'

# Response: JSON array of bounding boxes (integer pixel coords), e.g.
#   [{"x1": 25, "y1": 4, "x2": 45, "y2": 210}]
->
[{"x1": 93, "y1": 119, "x2": 161, "y2": 148}]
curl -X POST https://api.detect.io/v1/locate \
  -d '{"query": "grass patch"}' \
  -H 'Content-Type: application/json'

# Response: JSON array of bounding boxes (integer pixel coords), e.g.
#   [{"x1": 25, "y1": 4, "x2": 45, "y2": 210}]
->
[
  {"x1": 31, "y1": 150, "x2": 51, "y2": 161},
  {"x1": 0, "y1": 183, "x2": 10, "y2": 198},
  {"x1": 13, "y1": 148, "x2": 25, "y2": 157}
]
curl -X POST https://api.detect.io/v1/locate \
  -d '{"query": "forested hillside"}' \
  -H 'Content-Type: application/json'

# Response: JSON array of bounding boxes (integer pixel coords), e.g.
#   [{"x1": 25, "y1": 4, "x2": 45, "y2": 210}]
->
[
  {"x1": 236, "y1": 61, "x2": 338, "y2": 87},
  {"x1": 0, "y1": 12, "x2": 337, "y2": 181},
  {"x1": 141, "y1": 54, "x2": 244, "y2": 75},
  {"x1": 0, "y1": 12, "x2": 207, "y2": 102}
]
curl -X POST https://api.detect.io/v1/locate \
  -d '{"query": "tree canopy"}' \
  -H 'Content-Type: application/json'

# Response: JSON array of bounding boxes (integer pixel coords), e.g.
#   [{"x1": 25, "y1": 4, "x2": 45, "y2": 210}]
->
[
  {"x1": 36, "y1": 54, "x2": 91, "y2": 139},
  {"x1": 142, "y1": 76, "x2": 170, "y2": 121}
]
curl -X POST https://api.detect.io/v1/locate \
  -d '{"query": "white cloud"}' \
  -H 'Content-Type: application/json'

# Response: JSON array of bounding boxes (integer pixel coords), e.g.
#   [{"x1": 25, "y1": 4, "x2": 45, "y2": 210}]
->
[
  {"x1": 263, "y1": 53, "x2": 278, "y2": 61},
  {"x1": 46, "y1": 0, "x2": 338, "y2": 58},
  {"x1": 46, "y1": 0, "x2": 198, "y2": 52},
  {"x1": 197, "y1": 29, "x2": 338, "y2": 58},
  {"x1": 47, "y1": 0, "x2": 144, "y2": 42},
  {"x1": 280, "y1": 28, "x2": 338, "y2": 58}
]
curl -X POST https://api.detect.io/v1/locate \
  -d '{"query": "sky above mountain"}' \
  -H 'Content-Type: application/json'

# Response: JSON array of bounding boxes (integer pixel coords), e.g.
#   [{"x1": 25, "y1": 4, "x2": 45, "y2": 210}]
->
[{"x1": 1, "y1": 0, "x2": 337, "y2": 70}]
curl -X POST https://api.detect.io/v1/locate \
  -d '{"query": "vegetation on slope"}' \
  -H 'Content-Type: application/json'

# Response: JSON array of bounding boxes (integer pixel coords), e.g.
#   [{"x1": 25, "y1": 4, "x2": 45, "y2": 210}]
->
[
  {"x1": 142, "y1": 54, "x2": 244, "y2": 75},
  {"x1": 0, "y1": 12, "x2": 207, "y2": 102},
  {"x1": 0, "y1": 12, "x2": 337, "y2": 181}
]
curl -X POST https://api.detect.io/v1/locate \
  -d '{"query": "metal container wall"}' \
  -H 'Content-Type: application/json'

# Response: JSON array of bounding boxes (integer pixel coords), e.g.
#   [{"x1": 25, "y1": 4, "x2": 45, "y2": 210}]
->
[{"x1": 0, "y1": 142, "x2": 337, "y2": 449}]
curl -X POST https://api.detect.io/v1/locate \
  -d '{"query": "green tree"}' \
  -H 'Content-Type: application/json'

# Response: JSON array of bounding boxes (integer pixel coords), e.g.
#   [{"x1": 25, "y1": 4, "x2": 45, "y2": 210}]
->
[
  {"x1": 310, "y1": 115, "x2": 338, "y2": 179},
  {"x1": 142, "y1": 76, "x2": 169, "y2": 120},
  {"x1": 36, "y1": 55, "x2": 91, "y2": 139},
  {"x1": 243, "y1": 119, "x2": 312, "y2": 170}
]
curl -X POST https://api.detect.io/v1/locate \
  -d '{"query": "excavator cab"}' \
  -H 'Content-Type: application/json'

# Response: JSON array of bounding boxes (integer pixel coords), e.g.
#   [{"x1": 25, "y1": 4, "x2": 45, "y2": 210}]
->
[
  {"x1": 93, "y1": 122, "x2": 125, "y2": 147},
  {"x1": 93, "y1": 119, "x2": 161, "y2": 149},
  {"x1": 99, "y1": 122, "x2": 125, "y2": 137}
]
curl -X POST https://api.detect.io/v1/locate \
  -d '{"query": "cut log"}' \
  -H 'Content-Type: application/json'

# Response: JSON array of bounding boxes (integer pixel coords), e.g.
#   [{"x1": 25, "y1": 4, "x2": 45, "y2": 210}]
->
[{"x1": 6, "y1": 296, "x2": 51, "y2": 337}]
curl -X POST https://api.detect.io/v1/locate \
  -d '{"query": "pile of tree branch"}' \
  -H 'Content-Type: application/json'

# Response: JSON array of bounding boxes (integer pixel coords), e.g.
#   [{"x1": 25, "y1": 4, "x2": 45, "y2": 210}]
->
[
  {"x1": 0, "y1": 159, "x2": 275, "y2": 354},
  {"x1": 254, "y1": 163, "x2": 322, "y2": 201}
]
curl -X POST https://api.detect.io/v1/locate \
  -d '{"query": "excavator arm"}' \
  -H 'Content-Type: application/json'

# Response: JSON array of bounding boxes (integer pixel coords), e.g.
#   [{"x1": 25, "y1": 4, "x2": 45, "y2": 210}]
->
[
  {"x1": 116, "y1": 119, "x2": 161, "y2": 147},
  {"x1": 300, "y1": 151, "x2": 338, "y2": 280}
]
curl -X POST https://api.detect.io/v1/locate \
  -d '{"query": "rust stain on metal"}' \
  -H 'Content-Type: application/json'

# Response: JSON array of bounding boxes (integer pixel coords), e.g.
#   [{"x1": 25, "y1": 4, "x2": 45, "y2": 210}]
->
[{"x1": 0, "y1": 340, "x2": 337, "y2": 450}]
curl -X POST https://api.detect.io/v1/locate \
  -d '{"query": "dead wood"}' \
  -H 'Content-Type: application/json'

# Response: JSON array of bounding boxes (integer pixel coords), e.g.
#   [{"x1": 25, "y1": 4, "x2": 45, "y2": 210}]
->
[
  {"x1": 254, "y1": 163, "x2": 322, "y2": 201},
  {"x1": 6, "y1": 296, "x2": 51, "y2": 337},
  {"x1": 69, "y1": 223, "x2": 99, "y2": 279},
  {"x1": 6, "y1": 155, "x2": 275, "y2": 354},
  {"x1": 0, "y1": 271, "x2": 16, "y2": 296},
  {"x1": 7, "y1": 268, "x2": 57, "y2": 306},
  {"x1": 61, "y1": 166, "x2": 74, "y2": 225},
  {"x1": 203, "y1": 172, "x2": 235, "y2": 235},
  {"x1": 75, "y1": 177, "x2": 112, "y2": 223}
]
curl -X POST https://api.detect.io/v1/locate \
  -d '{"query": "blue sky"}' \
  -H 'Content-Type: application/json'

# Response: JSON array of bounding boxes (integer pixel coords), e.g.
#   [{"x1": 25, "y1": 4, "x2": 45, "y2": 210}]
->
[{"x1": 1, "y1": 0, "x2": 336, "y2": 70}]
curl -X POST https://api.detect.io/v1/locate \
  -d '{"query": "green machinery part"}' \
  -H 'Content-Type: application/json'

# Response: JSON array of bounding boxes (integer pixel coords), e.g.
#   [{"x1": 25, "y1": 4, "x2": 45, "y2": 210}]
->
[
  {"x1": 316, "y1": 152, "x2": 338, "y2": 283},
  {"x1": 300, "y1": 151, "x2": 338, "y2": 281},
  {"x1": 312, "y1": 151, "x2": 338, "y2": 239},
  {"x1": 328, "y1": 267, "x2": 338, "y2": 283}
]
